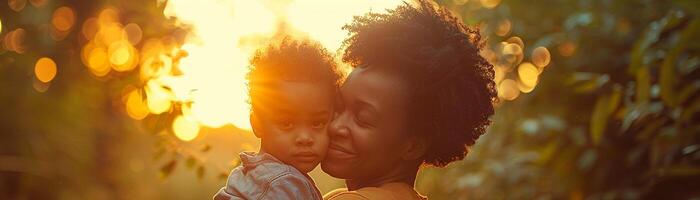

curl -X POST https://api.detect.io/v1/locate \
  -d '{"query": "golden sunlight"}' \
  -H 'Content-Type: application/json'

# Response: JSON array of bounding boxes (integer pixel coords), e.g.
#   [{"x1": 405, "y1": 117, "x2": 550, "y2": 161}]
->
[
  {"x1": 146, "y1": 0, "x2": 402, "y2": 132},
  {"x1": 287, "y1": 0, "x2": 402, "y2": 50}
]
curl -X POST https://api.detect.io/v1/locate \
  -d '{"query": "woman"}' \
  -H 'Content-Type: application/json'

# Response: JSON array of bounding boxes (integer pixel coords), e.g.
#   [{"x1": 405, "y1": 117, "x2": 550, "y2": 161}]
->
[{"x1": 321, "y1": 0, "x2": 497, "y2": 199}]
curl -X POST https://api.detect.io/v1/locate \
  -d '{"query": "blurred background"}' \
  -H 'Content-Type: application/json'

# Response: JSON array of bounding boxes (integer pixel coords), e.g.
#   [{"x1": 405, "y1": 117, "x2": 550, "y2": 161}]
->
[{"x1": 1, "y1": 0, "x2": 699, "y2": 199}]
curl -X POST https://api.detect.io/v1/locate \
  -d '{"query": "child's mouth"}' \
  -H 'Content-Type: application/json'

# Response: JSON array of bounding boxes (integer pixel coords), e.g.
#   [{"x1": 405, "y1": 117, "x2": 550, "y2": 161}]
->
[{"x1": 292, "y1": 152, "x2": 319, "y2": 162}]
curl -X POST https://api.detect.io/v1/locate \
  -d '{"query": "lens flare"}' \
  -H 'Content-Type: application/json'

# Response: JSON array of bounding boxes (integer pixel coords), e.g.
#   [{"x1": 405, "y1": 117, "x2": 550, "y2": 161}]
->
[
  {"x1": 531, "y1": 46, "x2": 551, "y2": 67},
  {"x1": 154, "y1": 0, "x2": 402, "y2": 131},
  {"x1": 52, "y1": 6, "x2": 75, "y2": 32},
  {"x1": 8, "y1": 0, "x2": 27, "y2": 12},
  {"x1": 35, "y1": 57, "x2": 57, "y2": 83},
  {"x1": 173, "y1": 115, "x2": 200, "y2": 141}
]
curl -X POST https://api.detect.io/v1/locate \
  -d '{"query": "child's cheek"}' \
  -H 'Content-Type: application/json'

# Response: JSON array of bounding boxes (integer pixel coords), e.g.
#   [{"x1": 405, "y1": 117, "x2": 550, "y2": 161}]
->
[{"x1": 317, "y1": 132, "x2": 330, "y2": 157}]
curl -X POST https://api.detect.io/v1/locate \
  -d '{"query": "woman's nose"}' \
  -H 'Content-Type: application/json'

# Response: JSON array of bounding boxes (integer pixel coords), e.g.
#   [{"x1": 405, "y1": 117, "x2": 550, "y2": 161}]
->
[{"x1": 329, "y1": 112, "x2": 350, "y2": 137}]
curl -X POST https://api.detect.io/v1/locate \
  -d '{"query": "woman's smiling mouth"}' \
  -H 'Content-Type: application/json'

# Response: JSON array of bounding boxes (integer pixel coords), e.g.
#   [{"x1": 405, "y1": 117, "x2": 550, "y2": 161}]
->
[{"x1": 327, "y1": 143, "x2": 357, "y2": 159}]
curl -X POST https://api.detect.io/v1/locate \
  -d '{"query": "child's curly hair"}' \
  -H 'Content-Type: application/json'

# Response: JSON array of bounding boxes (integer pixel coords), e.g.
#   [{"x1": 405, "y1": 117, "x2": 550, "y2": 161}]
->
[
  {"x1": 247, "y1": 38, "x2": 343, "y2": 107},
  {"x1": 341, "y1": 0, "x2": 497, "y2": 167}
]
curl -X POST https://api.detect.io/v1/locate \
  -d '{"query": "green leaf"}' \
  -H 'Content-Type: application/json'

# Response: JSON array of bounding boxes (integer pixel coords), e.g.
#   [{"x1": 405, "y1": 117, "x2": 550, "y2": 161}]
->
[
  {"x1": 201, "y1": 144, "x2": 211, "y2": 152},
  {"x1": 197, "y1": 166, "x2": 205, "y2": 180},
  {"x1": 567, "y1": 73, "x2": 609, "y2": 94},
  {"x1": 590, "y1": 86, "x2": 622, "y2": 145},
  {"x1": 159, "y1": 159, "x2": 177, "y2": 179},
  {"x1": 185, "y1": 156, "x2": 196, "y2": 169},
  {"x1": 655, "y1": 165, "x2": 700, "y2": 177},
  {"x1": 636, "y1": 118, "x2": 670, "y2": 141},
  {"x1": 537, "y1": 141, "x2": 558, "y2": 164},
  {"x1": 660, "y1": 19, "x2": 700, "y2": 107},
  {"x1": 608, "y1": 85, "x2": 623, "y2": 113},
  {"x1": 636, "y1": 67, "x2": 651, "y2": 106},
  {"x1": 591, "y1": 95, "x2": 610, "y2": 145},
  {"x1": 627, "y1": 17, "x2": 665, "y2": 74}
]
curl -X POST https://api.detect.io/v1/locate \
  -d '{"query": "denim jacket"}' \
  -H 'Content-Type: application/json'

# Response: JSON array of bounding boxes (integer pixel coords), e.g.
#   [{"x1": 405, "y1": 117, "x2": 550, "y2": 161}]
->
[{"x1": 213, "y1": 152, "x2": 322, "y2": 200}]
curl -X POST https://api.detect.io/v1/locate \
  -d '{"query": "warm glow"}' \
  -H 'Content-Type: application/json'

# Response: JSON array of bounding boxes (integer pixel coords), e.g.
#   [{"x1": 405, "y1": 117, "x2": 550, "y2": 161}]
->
[
  {"x1": 81, "y1": 18, "x2": 98, "y2": 40},
  {"x1": 558, "y1": 41, "x2": 576, "y2": 57},
  {"x1": 33, "y1": 79, "x2": 50, "y2": 93},
  {"x1": 173, "y1": 115, "x2": 200, "y2": 141},
  {"x1": 4, "y1": 28, "x2": 27, "y2": 53},
  {"x1": 501, "y1": 42, "x2": 522, "y2": 64},
  {"x1": 532, "y1": 46, "x2": 551, "y2": 67},
  {"x1": 145, "y1": 80, "x2": 172, "y2": 114},
  {"x1": 287, "y1": 0, "x2": 402, "y2": 50},
  {"x1": 29, "y1": 0, "x2": 47, "y2": 8},
  {"x1": 495, "y1": 19, "x2": 511, "y2": 37},
  {"x1": 517, "y1": 62, "x2": 538, "y2": 90},
  {"x1": 498, "y1": 79, "x2": 520, "y2": 101},
  {"x1": 108, "y1": 40, "x2": 138, "y2": 71},
  {"x1": 52, "y1": 6, "x2": 75, "y2": 32},
  {"x1": 151, "y1": 0, "x2": 402, "y2": 131},
  {"x1": 35, "y1": 57, "x2": 57, "y2": 83},
  {"x1": 506, "y1": 36, "x2": 524, "y2": 50},
  {"x1": 480, "y1": 0, "x2": 501, "y2": 9},
  {"x1": 87, "y1": 46, "x2": 111, "y2": 76},
  {"x1": 8, "y1": 0, "x2": 26, "y2": 12},
  {"x1": 126, "y1": 89, "x2": 149, "y2": 120},
  {"x1": 123, "y1": 23, "x2": 143, "y2": 45}
]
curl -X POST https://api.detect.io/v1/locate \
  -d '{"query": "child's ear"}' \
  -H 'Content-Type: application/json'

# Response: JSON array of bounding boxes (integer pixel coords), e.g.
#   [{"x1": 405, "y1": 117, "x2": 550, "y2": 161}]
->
[
  {"x1": 401, "y1": 136, "x2": 428, "y2": 161},
  {"x1": 250, "y1": 112, "x2": 263, "y2": 139}
]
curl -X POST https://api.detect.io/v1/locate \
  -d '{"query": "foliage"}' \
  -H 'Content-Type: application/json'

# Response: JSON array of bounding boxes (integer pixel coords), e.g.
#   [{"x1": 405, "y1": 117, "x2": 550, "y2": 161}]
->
[{"x1": 416, "y1": 0, "x2": 700, "y2": 199}]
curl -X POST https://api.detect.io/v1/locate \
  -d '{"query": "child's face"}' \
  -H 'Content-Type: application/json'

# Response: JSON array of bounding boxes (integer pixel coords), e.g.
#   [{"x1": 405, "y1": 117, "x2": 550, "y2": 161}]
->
[{"x1": 254, "y1": 81, "x2": 333, "y2": 173}]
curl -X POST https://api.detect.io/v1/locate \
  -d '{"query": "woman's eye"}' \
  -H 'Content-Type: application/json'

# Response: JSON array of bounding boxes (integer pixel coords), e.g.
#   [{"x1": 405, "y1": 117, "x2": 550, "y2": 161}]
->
[
  {"x1": 354, "y1": 109, "x2": 374, "y2": 128},
  {"x1": 354, "y1": 113, "x2": 370, "y2": 127}
]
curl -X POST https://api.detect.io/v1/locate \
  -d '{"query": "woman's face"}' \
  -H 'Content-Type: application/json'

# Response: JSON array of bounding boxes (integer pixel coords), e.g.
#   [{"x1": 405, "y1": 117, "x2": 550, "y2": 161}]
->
[{"x1": 321, "y1": 66, "x2": 412, "y2": 183}]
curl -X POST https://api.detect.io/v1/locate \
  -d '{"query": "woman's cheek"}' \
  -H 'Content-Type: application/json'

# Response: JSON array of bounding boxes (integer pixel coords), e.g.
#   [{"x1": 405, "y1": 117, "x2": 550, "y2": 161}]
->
[{"x1": 350, "y1": 127, "x2": 377, "y2": 157}]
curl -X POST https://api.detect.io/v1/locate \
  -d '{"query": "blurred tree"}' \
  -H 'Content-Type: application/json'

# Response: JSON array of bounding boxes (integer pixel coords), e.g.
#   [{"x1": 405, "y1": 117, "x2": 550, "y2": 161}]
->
[{"x1": 417, "y1": 0, "x2": 700, "y2": 199}]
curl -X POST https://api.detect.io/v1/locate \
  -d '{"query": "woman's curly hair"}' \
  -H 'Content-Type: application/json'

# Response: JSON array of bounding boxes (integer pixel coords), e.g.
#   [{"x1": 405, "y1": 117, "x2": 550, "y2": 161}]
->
[{"x1": 341, "y1": 0, "x2": 497, "y2": 167}]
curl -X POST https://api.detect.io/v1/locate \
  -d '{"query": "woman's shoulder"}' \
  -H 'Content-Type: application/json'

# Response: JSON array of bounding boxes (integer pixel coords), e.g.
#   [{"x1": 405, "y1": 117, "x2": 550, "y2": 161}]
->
[
  {"x1": 323, "y1": 187, "x2": 393, "y2": 200},
  {"x1": 323, "y1": 183, "x2": 426, "y2": 200}
]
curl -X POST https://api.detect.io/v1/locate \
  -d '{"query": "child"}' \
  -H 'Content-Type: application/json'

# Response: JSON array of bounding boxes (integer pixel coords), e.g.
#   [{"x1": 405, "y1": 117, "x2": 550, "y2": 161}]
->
[{"x1": 213, "y1": 38, "x2": 343, "y2": 200}]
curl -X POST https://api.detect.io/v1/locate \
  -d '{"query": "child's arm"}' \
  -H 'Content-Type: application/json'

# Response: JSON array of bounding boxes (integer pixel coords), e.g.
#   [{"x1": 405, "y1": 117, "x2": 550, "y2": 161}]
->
[
  {"x1": 261, "y1": 173, "x2": 322, "y2": 200},
  {"x1": 213, "y1": 187, "x2": 241, "y2": 200}
]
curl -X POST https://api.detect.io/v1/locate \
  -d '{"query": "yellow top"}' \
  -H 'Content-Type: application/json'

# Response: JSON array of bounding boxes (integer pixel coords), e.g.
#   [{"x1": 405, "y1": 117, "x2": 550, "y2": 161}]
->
[{"x1": 323, "y1": 183, "x2": 427, "y2": 200}]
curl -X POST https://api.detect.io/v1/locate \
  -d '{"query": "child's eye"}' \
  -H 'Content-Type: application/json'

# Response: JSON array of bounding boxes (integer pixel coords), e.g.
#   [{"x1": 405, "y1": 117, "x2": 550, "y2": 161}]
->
[
  {"x1": 277, "y1": 120, "x2": 294, "y2": 130},
  {"x1": 311, "y1": 121, "x2": 327, "y2": 129}
]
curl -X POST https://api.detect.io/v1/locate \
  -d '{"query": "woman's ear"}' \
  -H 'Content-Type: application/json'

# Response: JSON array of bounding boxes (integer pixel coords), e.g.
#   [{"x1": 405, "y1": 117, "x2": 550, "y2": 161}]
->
[
  {"x1": 402, "y1": 136, "x2": 428, "y2": 161},
  {"x1": 250, "y1": 112, "x2": 263, "y2": 139}
]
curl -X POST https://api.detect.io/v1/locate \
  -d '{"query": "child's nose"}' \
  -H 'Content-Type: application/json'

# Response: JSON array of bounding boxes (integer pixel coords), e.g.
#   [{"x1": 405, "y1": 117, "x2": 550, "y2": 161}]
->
[{"x1": 295, "y1": 131, "x2": 314, "y2": 146}]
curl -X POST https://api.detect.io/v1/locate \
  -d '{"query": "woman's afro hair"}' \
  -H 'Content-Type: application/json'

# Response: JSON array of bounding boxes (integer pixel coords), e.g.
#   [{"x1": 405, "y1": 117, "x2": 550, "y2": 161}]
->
[{"x1": 341, "y1": 0, "x2": 497, "y2": 167}]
